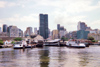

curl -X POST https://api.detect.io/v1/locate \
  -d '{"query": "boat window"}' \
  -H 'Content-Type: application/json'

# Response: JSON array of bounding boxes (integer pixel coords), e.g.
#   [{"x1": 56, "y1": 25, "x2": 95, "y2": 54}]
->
[{"x1": 15, "y1": 42, "x2": 22, "y2": 44}]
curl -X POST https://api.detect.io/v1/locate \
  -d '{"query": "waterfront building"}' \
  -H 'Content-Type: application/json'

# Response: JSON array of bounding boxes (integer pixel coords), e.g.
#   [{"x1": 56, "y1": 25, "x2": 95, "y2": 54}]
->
[
  {"x1": 88, "y1": 33, "x2": 100, "y2": 41},
  {"x1": 19, "y1": 29, "x2": 23, "y2": 37},
  {"x1": 3, "y1": 24, "x2": 7, "y2": 32},
  {"x1": 77, "y1": 30, "x2": 89, "y2": 39},
  {"x1": 71, "y1": 31, "x2": 77, "y2": 39},
  {"x1": 24, "y1": 27, "x2": 33, "y2": 37},
  {"x1": 39, "y1": 14, "x2": 48, "y2": 39},
  {"x1": 94, "y1": 29, "x2": 100, "y2": 34},
  {"x1": 52, "y1": 30, "x2": 58, "y2": 39},
  {"x1": 10, "y1": 26, "x2": 19, "y2": 37},
  {"x1": 34, "y1": 27, "x2": 37, "y2": 35},
  {"x1": 59, "y1": 30, "x2": 67, "y2": 38}
]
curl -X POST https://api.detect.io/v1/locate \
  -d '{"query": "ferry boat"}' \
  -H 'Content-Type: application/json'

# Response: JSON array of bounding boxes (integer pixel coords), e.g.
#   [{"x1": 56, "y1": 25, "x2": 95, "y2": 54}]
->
[
  {"x1": 44, "y1": 39, "x2": 61, "y2": 46},
  {"x1": 66, "y1": 40, "x2": 86, "y2": 48},
  {"x1": 13, "y1": 41, "x2": 23, "y2": 49}
]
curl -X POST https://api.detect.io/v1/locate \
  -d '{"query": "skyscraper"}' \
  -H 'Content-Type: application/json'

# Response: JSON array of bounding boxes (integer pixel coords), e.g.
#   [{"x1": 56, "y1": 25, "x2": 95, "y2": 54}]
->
[
  {"x1": 57, "y1": 24, "x2": 60, "y2": 31},
  {"x1": 3, "y1": 24, "x2": 7, "y2": 32},
  {"x1": 39, "y1": 14, "x2": 48, "y2": 39},
  {"x1": 77, "y1": 21, "x2": 87, "y2": 30}
]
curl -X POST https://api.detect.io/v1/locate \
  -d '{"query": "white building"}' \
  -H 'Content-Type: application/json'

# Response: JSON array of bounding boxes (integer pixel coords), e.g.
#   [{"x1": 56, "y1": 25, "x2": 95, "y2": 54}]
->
[
  {"x1": 34, "y1": 27, "x2": 37, "y2": 35},
  {"x1": 59, "y1": 30, "x2": 67, "y2": 38}
]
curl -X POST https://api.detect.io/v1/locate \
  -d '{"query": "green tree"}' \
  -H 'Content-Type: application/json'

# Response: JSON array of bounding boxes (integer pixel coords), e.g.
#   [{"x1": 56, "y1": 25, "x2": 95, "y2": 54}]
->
[
  {"x1": 88, "y1": 37, "x2": 96, "y2": 42},
  {"x1": 61, "y1": 36, "x2": 68, "y2": 42},
  {"x1": 88, "y1": 37, "x2": 94, "y2": 41},
  {"x1": 14, "y1": 37, "x2": 22, "y2": 41},
  {"x1": 0, "y1": 39, "x2": 3, "y2": 45},
  {"x1": 11, "y1": 41, "x2": 15, "y2": 44}
]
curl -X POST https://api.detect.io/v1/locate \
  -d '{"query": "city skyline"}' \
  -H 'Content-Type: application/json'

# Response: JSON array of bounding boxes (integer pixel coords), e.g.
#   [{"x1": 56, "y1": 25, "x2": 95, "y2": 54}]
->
[{"x1": 0, "y1": 0, "x2": 100, "y2": 32}]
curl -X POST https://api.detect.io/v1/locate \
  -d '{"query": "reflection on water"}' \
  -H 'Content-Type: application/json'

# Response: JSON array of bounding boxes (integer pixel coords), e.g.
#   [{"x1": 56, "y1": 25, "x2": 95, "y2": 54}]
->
[{"x1": 0, "y1": 46, "x2": 100, "y2": 67}]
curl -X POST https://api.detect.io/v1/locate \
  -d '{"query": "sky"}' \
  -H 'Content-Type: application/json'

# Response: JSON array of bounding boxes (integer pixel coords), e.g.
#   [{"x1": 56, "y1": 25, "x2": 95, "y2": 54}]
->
[{"x1": 0, "y1": 0, "x2": 100, "y2": 32}]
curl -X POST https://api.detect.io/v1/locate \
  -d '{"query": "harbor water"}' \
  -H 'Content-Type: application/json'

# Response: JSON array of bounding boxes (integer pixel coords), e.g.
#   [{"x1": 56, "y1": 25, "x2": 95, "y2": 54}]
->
[{"x1": 0, "y1": 45, "x2": 100, "y2": 67}]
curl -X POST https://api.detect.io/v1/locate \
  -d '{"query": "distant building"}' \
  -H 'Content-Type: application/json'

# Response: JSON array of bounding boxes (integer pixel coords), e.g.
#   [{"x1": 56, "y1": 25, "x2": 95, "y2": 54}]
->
[
  {"x1": 0, "y1": 32, "x2": 8, "y2": 37},
  {"x1": 39, "y1": 14, "x2": 48, "y2": 39},
  {"x1": 57, "y1": 24, "x2": 60, "y2": 31},
  {"x1": 10, "y1": 26, "x2": 19, "y2": 37},
  {"x1": 59, "y1": 30, "x2": 67, "y2": 38},
  {"x1": 88, "y1": 33, "x2": 100, "y2": 41},
  {"x1": 34, "y1": 27, "x2": 37, "y2": 35},
  {"x1": 77, "y1": 21, "x2": 87, "y2": 30},
  {"x1": 19, "y1": 29, "x2": 23, "y2": 37},
  {"x1": 24, "y1": 27, "x2": 33, "y2": 37},
  {"x1": 60, "y1": 26, "x2": 65, "y2": 30},
  {"x1": 94, "y1": 29, "x2": 100, "y2": 34},
  {"x1": 71, "y1": 31, "x2": 77, "y2": 39},
  {"x1": 77, "y1": 30, "x2": 89, "y2": 39},
  {"x1": 52, "y1": 30, "x2": 58, "y2": 39},
  {"x1": 3, "y1": 24, "x2": 7, "y2": 32},
  {"x1": 0, "y1": 27, "x2": 1, "y2": 33},
  {"x1": 7, "y1": 26, "x2": 13, "y2": 37}
]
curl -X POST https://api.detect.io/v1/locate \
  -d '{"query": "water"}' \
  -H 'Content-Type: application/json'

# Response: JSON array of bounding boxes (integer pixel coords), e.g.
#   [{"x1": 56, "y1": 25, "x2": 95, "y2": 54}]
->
[{"x1": 0, "y1": 45, "x2": 100, "y2": 67}]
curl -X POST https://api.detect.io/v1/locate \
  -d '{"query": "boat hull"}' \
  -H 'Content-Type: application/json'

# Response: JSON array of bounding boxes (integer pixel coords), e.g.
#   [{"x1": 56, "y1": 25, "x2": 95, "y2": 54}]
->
[{"x1": 66, "y1": 45, "x2": 85, "y2": 48}]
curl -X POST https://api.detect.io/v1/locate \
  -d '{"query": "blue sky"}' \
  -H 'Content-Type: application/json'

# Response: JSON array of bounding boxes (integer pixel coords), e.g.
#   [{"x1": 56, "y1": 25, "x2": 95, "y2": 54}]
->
[{"x1": 0, "y1": 0, "x2": 100, "y2": 32}]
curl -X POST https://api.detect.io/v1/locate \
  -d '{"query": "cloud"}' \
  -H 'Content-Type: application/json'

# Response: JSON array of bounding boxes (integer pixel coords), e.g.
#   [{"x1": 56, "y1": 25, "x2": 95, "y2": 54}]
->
[
  {"x1": 0, "y1": 0, "x2": 100, "y2": 32},
  {"x1": 0, "y1": 1, "x2": 7, "y2": 8}
]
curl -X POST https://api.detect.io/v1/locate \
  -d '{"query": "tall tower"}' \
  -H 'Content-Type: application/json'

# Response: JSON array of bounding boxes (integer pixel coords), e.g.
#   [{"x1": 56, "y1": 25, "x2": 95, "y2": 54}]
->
[
  {"x1": 57, "y1": 24, "x2": 60, "y2": 31},
  {"x1": 77, "y1": 21, "x2": 87, "y2": 31},
  {"x1": 39, "y1": 14, "x2": 48, "y2": 39},
  {"x1": 3, "y1": 24, "x2": 7, "y2": 32}
]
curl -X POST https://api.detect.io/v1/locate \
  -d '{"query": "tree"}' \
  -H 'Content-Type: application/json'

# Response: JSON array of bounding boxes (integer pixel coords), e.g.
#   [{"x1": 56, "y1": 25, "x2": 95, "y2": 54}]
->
[
  {"x1": 11, "y1": 41, "x2": 15, "y2": 44},
  {"x1": 88, "y1": 37, "x2": 94, "y2": 41},
  {"x1": 0, "y1": 39, "x2": 3, "y2": 45},
  {"x1": 61, "y1": 36, "x2": 68, "y2": 42},
  {"x1": 14, "y1": 37, "x2": 22, "y2": 41},
  {"x1": 88, "y1": 37, "x2": 96, "y2": 42}
]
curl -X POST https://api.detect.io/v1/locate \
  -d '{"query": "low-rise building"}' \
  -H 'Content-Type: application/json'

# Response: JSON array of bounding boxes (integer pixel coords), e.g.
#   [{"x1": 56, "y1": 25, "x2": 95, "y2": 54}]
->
[
  {"x1": 0, "y1": 32, "x2": 8, "y2": 37},
  {"x1": 88, "y1": 33, "x2": 100, "y2": 41}
]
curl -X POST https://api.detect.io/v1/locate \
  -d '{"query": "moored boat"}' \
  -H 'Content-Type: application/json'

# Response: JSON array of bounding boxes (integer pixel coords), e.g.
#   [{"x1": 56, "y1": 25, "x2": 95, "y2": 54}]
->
[
  {"x1": 66, "y1": 40, "x2": 86, "y2": 48},
  {"x1": 44, "y1": 39, "x2": 61, "y2": 46},
  {"x1": 13, "y1": 41, "x2": 23, "y2": 49}
]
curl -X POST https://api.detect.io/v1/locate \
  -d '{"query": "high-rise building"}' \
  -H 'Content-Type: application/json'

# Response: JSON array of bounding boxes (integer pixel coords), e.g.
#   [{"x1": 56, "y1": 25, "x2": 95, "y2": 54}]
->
[
  {"x1": 10, "y1": 26, "x2": 19, "y2": 37},
  {"x1": 3, "y1": 24, "x2": 7, "y2": 32},
  {"x1": 57, "y1": 24, "x2": 60, "y2": 31},
  {"x1": 34, "y1": 27, "x2": 37, "y2": 35},
  {"x1": 77, "y1": 30, "x2": 89, "y2": 39},
  {"x1": 24, "y1": 27, "x2": 33, "y2": 37},
  {"x1": 7, "y1": 26, "x2": 13, "y2": 37},
  {"x1": 39, "y1": 14, "x2": 48, "y2": 39},
  {"x1": 19, "y1": 29, "x2": 23, "y2": 37},
  {"x1": 77, "y1": 21, "x2": 87, "y2": 31}
]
